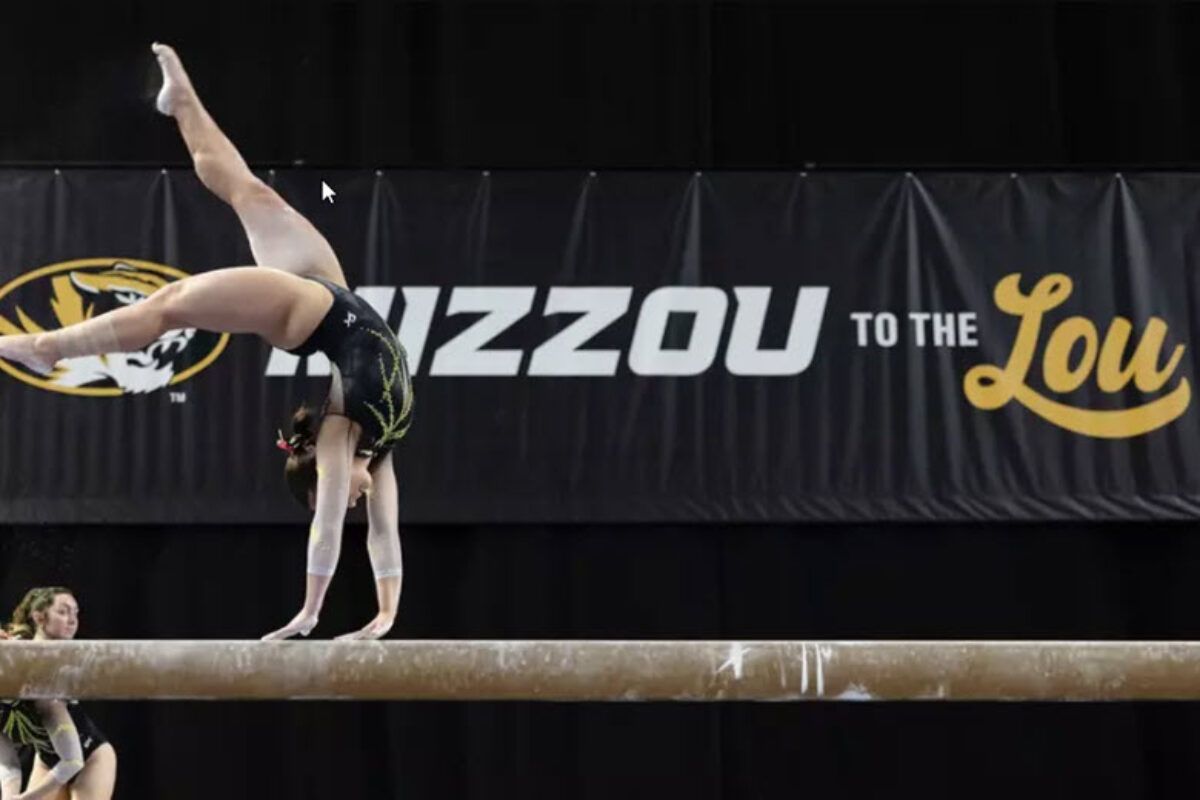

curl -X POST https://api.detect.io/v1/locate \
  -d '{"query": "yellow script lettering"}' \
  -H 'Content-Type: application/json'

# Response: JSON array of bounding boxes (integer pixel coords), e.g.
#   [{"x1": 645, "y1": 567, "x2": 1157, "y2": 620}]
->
[{"x1": 963, "y1": 274, "x2": 1189, "y2": 438}]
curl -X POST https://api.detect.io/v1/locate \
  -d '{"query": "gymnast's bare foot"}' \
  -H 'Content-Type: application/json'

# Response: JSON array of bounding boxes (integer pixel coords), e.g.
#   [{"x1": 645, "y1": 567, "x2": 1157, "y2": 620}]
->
[
  {"x1": 0, "y1": 333, "x2": 57, "y2": 375},
  {"x1": 151, "y1": 42, "x2": 197, "y2": 117}
]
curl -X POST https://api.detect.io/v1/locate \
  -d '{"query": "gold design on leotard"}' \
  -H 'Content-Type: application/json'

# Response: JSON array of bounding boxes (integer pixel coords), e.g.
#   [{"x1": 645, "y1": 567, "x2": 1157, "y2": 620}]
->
[
  {"x1": 362, "y1": 329, "x2": 413, "y2": 453},
  {"x1": 1, "y1": 702, "x2": 51, "y2": 752}
]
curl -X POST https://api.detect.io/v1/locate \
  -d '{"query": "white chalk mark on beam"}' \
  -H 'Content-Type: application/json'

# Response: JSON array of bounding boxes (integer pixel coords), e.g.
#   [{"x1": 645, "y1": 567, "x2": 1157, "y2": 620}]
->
[
  {"x1": 801, "y1": 642, "x2": 809, "y2": 694},
  {"x1": 836, "y1": 683, "x2": 875, "y2": 700},
  {"x1": 717, "y1": 643, "x2": 749, "y2": 680},
  {"x1": 815, "y1": 644, "x2": 825, "y2": 697}
]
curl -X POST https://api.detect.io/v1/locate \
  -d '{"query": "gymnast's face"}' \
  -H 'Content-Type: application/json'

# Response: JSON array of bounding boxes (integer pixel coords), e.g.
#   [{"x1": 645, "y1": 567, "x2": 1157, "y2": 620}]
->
[{"x1": 36, "y1": 593, "x2": 78, "y2": 640}]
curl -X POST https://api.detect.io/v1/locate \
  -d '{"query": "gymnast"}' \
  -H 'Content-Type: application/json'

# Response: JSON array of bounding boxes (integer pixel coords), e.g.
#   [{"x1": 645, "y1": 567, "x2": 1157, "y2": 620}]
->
[
  {"x1": 0, "y1": 44, "x2": 412, "y2": 640},
  {"x1": 0, "y1": 587, "x2": 115, "y2": 800}
]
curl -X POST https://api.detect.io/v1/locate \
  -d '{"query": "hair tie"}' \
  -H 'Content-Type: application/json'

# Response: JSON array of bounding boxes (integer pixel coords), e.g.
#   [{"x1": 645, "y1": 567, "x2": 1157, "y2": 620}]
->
[{"x1": 275, "y1": 429, "x2": 296, "y2": 455}]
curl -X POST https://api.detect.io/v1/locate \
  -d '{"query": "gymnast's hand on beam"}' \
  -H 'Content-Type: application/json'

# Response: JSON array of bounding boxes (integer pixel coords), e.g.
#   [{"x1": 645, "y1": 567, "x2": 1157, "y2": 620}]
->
[
  {"x1": 334, "y1": 612, "x2": 395, "y2": 641},
  {"x1": 261, "y1": 610, "x2": 319, "y2": 641}
]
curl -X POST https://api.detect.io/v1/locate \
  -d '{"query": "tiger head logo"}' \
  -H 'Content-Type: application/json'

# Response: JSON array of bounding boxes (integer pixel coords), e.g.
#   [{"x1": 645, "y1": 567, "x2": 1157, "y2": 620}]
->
[{"x1": 0, "y1": 258, "x2": 229, "y2": 395}]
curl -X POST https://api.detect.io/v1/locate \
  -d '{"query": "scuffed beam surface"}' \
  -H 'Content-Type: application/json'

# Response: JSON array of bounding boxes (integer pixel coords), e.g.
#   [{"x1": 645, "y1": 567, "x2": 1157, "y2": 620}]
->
[{"x1": 2, "y1": 640, "x2": 1200, "y2": 701}]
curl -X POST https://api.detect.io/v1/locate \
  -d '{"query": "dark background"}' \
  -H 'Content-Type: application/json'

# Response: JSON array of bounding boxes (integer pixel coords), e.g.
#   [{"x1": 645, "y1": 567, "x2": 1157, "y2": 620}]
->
[
  {"x1": 5, "y1": 1, "x2": 1200, "y2": 169},
  {"x1": 4, "y1": 2, "x2": 1200, "y2": 798}
]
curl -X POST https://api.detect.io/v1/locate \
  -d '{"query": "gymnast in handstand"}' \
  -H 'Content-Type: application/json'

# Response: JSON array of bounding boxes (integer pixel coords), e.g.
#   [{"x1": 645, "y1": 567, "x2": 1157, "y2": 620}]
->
[{"x1": 0, "y1": 44, "x2": 412, "y2": 640}]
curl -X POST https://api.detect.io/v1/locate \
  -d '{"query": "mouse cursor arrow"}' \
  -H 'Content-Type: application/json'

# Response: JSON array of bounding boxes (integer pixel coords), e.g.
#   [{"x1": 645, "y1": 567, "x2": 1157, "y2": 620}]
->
[{"x1": 321, "y1": 181, "x2": 336, "y2": 203}]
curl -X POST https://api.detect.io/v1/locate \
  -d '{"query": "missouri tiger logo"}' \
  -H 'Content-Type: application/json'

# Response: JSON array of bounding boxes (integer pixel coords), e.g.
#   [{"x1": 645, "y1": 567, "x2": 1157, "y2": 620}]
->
[{"x1": 0, "y1": 258, "x2": 229, "y2": 395}]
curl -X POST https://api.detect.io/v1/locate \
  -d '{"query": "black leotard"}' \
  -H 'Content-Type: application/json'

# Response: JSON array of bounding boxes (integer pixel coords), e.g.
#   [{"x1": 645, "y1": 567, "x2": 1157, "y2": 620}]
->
[
  {"x1": 0, "y1": 700, "x2": 108, "y2": 766},
  {"x1": 287, "y1": 277, "x2": 414, "y2": 458}
]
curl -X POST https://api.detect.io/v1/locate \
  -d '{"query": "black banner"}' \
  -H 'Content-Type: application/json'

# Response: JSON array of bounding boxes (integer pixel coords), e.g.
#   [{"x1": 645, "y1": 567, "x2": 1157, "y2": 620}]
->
[{"x1": 0, "y1": 169, "x2": 1197, "y2": 523}]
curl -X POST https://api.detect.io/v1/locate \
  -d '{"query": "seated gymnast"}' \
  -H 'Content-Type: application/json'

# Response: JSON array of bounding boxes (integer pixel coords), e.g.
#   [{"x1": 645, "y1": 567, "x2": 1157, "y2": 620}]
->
[
  {"x1": 0, "y1": 588, "x2": 115, "y2": 800},
  {"x1": 0, "y1": 44, "x2": 412, "y2": 641}
]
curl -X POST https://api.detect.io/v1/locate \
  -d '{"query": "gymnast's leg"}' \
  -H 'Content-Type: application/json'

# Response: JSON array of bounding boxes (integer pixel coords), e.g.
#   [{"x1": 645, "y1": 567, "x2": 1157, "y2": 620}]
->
[
  {"x1": 66, "y1": 744, "x2": 116, "y2": 800},
  {"x1": 0, "y1": 736, "x2": 22, "y2": 800},
  {"x1": 152, "y1": 43, "x2": 348, "y2": 287},
  {"x1": 0, "y1": 268, "x2": 329, "y2": 374}
]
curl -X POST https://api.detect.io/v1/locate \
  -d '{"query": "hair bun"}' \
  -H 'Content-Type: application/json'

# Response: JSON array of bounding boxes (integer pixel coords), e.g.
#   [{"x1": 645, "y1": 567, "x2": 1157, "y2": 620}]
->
[{"x1": 291, "y1": 404, "x2": 318, "y2": 440}]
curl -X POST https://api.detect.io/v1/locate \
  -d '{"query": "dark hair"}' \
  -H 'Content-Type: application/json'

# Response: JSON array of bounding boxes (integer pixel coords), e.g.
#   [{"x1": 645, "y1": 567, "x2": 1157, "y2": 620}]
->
[
  {"x1": 6, "y1": 586, "x2": 74, "y2": 639},
  {"x1": 282, "y1": 404, "x2": 321, "y2": 509}
]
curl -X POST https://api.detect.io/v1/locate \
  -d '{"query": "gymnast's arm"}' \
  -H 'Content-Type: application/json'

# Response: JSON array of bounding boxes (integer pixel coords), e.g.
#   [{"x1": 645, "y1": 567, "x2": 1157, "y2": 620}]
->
[
  {"x1": 12, "y1": 702, "x2": 83, "y2": 800},
  {"x1": 0, "y1": 734, "x2": 20, "y2": 800},
  {"x1": 337, "y1": 452, "x2": 403, "y2": 640},
  {"x1": 261, "y1": 413, "x2": 356, "y2": 640}
]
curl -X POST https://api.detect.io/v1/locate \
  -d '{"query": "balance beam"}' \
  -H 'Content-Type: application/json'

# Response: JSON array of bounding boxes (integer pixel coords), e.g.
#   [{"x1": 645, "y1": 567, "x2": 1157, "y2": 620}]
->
[{"x1": 2, "y1": 640, "x2": 1199, "y2": 701}]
